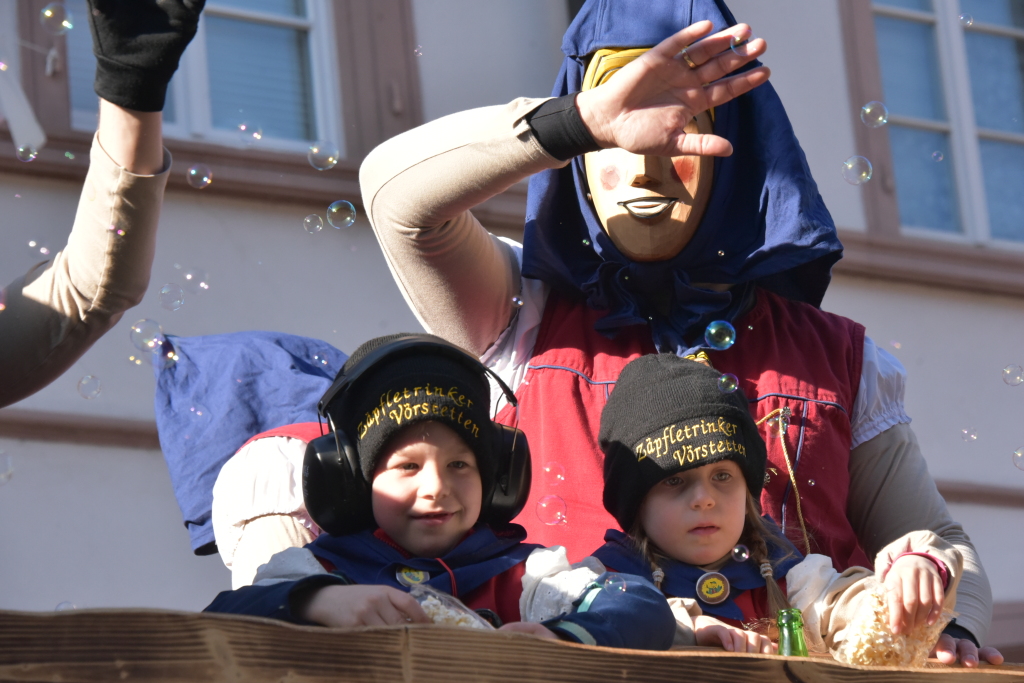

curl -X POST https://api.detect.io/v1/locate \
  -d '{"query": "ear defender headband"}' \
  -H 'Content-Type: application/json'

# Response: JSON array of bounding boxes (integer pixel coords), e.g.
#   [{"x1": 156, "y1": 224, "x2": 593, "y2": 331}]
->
[{"x1": 302, "y1": 334, "x2": 532, "y2": 536}]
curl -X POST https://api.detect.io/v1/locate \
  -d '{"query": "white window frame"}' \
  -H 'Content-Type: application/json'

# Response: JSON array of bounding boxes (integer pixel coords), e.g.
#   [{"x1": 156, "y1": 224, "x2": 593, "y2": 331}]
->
[
  {"x1": 872, "y1": 0, "x2": 1024, "y2": 251},
  {"x1": 70, "y1": 0, "x2": 344, "y2": 156}
]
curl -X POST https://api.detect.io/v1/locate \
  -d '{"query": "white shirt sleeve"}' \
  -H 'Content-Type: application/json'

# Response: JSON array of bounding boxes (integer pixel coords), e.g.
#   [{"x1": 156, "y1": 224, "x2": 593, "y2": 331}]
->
[
  {"x1": 211, "y1": 436, "x2": 320, "y2": 571},
  {"x1": 479, "y1": 238, "x2": 548, "y2": 414},
  {"x1": 850, "y1": 336, "x2": 911, "y2": 449}
]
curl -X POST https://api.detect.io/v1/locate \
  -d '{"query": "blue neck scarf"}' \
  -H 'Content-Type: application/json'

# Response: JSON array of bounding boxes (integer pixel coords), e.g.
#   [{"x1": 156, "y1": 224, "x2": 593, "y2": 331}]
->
[
  {"x1": 522, "y1": 0, "x2": 843, "y2": 355},
  {"x1": 592, "y1": 525, "x2": 803, "y2": 622},
  {"x1": 307, "y1": 524, "x2": 539, "y2": 598}
]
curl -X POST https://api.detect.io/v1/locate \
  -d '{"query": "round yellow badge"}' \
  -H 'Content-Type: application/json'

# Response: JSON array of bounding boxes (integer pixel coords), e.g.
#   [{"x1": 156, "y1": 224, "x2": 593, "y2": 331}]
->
[
  {"x1": 696, "y1": 571, "x2": 730, "y2": 605},
  {"x1": 396, "y1": 567, "x2": 429, "y2": 587}
]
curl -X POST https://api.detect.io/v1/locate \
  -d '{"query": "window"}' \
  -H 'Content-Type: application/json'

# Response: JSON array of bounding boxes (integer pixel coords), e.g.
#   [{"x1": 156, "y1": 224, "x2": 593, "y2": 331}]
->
[
  {"x1": 1, "y1": 0, "x2": 422, "y2": 204},
  {"x1": 870, "y1": 0, "x2": 1024, "y2": 246},
  {"x1": 65, "y1": 0, "x2": 342, "y2": 154}
]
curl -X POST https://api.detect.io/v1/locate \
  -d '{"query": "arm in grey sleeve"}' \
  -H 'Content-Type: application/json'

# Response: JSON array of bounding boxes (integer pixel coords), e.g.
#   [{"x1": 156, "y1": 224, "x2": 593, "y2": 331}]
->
[
  {"x1": 359, "y1": 98, "x2": 567, "y2": 355},
  {"x1": 0, "y1": 134, "x2": 170, "y2": 407},
  {"x1": 846, "y1": 423, "x2": 992, "y2": 643}
]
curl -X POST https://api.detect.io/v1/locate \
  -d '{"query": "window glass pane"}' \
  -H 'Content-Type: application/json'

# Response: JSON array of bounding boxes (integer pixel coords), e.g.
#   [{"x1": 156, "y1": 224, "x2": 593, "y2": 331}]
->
[
  {"x1": 205, "y1": 16, "x2": 315, "y2": 141},
  {"x1": 64, "y1": 0, "x2": 176, "y2": 124},
  {"x1": 979, "y1": 140, "x2": 1024, "y2": 241},
  {"x1": 873, "y1": 0, "x2": 931, "y2": 11},
  {"x1": 874, "y1": 16, "x2": 946, "y2": 120},
  {"x1": 210, "y1": 0, "x2": 305, "y2": 17},
  {"x1": 965, "y1": 32, "x2": 1024, "y2": 133},
  {"x1": 888, "y1": 126, "x2": 960, "y2": 232},
  {"x1": 959, "y1": 0, "x2": 1024, "y2": 28}
]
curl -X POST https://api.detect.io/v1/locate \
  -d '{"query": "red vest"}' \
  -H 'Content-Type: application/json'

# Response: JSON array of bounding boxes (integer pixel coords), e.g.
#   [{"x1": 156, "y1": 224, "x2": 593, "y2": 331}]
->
[{"x1": 496, "y1": 288, "x2": 871, "y2": 571}]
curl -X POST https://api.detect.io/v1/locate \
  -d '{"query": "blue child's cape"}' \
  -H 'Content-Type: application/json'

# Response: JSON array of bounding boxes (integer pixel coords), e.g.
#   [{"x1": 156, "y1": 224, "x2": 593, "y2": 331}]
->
[
  {"x1": 523, "y1": 0, "x2": 843, "y2": 355},
  {"x1": 153, "y1": 331, "x2": 346, "y2": 554}
]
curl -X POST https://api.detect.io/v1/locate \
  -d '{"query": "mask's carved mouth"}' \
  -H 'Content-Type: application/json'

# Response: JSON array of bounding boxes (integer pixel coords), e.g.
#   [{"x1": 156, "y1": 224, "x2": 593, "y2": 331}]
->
[{"x1": 617, "y1": 196, "x2": 677, "y2": 220}]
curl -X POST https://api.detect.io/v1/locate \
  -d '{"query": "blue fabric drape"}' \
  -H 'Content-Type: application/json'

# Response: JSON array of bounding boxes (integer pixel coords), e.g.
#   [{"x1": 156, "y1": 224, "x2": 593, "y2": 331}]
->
[{"x1": 522, "y1": 0, "x2": 843, "y2": 355}]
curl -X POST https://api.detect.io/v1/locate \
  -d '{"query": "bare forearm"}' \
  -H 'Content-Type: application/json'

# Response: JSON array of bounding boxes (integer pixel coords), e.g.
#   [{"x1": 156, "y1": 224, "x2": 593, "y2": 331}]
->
[{"x1": 97, "y1": 98, "x2": 163, "y2": 175}]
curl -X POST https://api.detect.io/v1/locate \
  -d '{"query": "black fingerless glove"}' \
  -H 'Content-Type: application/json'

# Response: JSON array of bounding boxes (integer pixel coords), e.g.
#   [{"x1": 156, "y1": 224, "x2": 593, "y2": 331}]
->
[{"x1": 87, "y1": 0, "x2": 206, "y2": 112}]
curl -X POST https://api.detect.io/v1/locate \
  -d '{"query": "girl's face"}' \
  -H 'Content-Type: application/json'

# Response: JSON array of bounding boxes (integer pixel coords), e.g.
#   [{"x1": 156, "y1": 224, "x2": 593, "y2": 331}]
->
[{"x1": 640, "y1": 460, "x2": 748, "y2": 567}]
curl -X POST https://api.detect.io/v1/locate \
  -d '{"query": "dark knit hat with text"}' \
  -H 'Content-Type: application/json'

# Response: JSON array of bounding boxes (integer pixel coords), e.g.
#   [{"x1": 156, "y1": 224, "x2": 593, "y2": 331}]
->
[
  {"x1": 332, "y1": 334, "x2": 494, "y2": 483},
  {"x1": 600, "y1": 354, "x2": 767, "y2": 531}
]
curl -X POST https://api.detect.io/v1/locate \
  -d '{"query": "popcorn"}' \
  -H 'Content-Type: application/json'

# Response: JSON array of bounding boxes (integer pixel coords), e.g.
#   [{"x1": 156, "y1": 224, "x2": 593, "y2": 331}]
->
[
  {"x1": 409, "y1": 584, "x2": 495, "y2": 630},
  {"x1": 834, "y1": 586, "x2": 953, "y2": 668}
]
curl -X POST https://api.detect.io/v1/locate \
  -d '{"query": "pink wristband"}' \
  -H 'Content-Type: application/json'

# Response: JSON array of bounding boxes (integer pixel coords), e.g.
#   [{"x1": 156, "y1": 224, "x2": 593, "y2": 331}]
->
[{"x1": 890, "y1": 551, "x2": 950, "y2": 589}]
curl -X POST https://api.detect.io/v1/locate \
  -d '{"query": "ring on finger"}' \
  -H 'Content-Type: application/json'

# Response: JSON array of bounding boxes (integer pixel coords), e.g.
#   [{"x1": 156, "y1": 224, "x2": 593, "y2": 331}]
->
[{"x1": 679, "y1": 46, "x2": 698, "y2": 69}]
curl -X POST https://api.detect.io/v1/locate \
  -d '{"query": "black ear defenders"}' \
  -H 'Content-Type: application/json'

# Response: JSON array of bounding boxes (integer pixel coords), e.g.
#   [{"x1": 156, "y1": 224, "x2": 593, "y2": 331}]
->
[{"x1": 302, "y1": 334, "x2": 532, "y2": 537}]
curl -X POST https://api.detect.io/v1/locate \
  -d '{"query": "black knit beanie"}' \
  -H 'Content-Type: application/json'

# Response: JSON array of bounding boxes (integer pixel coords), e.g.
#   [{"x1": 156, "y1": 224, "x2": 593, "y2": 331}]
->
[
  {"x1": 600, "y1": 354, "x2": 767, "y2": 531},
  {"x1": 331, "y1": 334, "x2": 494, "y2": 484}
]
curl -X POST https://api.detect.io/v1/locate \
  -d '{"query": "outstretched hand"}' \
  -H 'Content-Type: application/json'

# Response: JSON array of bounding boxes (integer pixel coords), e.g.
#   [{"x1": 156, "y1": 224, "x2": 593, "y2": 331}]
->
[{"x1": 576, "y1": 20, "x2": 769, "y2": 158}]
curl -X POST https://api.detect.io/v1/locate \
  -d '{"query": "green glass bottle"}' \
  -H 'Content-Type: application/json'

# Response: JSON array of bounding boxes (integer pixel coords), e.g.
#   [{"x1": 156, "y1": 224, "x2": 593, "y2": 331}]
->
[{"x1": 777, "y1": 608, "x2": 809, "y2": 657}]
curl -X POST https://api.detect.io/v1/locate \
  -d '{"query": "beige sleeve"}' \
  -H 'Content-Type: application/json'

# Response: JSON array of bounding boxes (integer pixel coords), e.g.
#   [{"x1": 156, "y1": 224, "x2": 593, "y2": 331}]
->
[
  {"x1": 820, "y1": 530, "x2": 962, "y2": 650},
  {"x1": 667, "y1": 597, "x2": 702, "y2": 648},
  {"x1": 846, "y1": 423, "x2": 991, "y2": 643},
  {"x1": 359, "y1": 98, "x2": 568, "y2": 355},
  {"x1": 0, "y1": 134, "x2": 170, "y2": 408},
  {"x1": 230, "y1": 515, "x2": 319, "y2": 589}
]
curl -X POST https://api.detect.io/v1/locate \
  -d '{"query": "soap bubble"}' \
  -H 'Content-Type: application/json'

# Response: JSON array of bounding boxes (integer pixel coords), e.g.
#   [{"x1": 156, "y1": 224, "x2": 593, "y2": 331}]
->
[
  {"x1": 717, "y1": 373, "x2": 738, "y2": 394},
  {"x1": 107, "y1": 224, "x2": 125, "y2": 237},
  {"x1": 582, "y1": 238, "x2": 591, "y2": 246},
  {"x1": 159, "y1": 284, "x2": 184, "y2": 311},
  {"x1": 16, "y1": 146, "x2": 38, "y2": 162},
  {"x1": 543, "y1": 462, "x2": 566, "y2": 487},
  {"x1": 603, "y1": 576, "x2": 627, "y2": 593},
  {"x1": 313, "y1": 351, "x2": 330, "y2": 366},
  {"x1": 1003, "y1": 365, "x2": 1024, "y2": 386},
  {"x1": 189, "y1": 404, "x2": 209, "y2": 420},
  {"x1": 0, "y1": 452, "x2": 12, "y2": 485},
  {"x1": 65, "y1": 151, "x2": 75, "y2": 160},
  {"x1": 704, "y1": 320, "x2": 736, "y2": 350},
  {"x1": 413, "y1": 45, "x2": 423, "y2": 57},
  {"x1": 129, "y1": 318, "x2": 164, "y2": 352},
  {"x1": 54, "y1": 601, "x2": 76, "y2": 611},
  {"x1": 327, "y1": 200, "x2": 356, "y2": 229},
  {"x1": 729, "y1": 32, "x2": 756, "y2": 55},
  {"x1": 39, "y1": 247, "x2": 50, "y2": 256},
  {"x1": 959, "y1": 14, "x2": 973, "y2": 27},
  {"x1": 890, "y1": 340, "x2": 902, "y2": 350},
  {"x1": 767, "y1": 413, "x2": 789, "y2": 438},
  {"x1": 860, "y1": 101, "x2": 889, "y2": 128},
  {"x1": 842, "y1": 156, "x2": 873, "y2": 185},
  {"x1": 182, "y1": 268, "x2": 209, "y2": 293},
  {"x1": 186, "y1": 164, "x2": 212, "y2": 189},
  {"x1": 150, "y1": 338, "x2": 179, "y2": 370},
  {"x1": 961, "y1": 427, "x2": 978, "y2": 442},
  {"x1": 77, "y1": 375, "x2": 101, "y2": 399},
  {"x1": 512, "y1": 296, "x2": 524, "y2": 308},
  {"x1": 536, "y1": 495, "x2": 567, "y2": 525},
  {"x1": 40, "y1": 3, "x2": 73, "y2": 35},
  {"x1": 931, "y1": 151, "x2": 944, "y2": 162},
  {"x1": 237, "y1": 121, "x2": 262, "y2": 144},
  {"x1": 1014, "y1": 448, "x2": 1024, "y2": 471},
  {"x1": 731, "y1": 544, "x2": 750, "y2": 562},
  {"x1": 303, "y1": 214, "x2": 324, "y2": 233},
  {"x1": 308, "y1": 142, "x2": 340, "y2": 170}
]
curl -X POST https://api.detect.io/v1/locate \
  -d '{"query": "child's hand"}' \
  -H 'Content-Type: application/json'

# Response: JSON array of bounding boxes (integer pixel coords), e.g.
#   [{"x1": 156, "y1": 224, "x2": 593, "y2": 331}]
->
[
  {"x1": 882, "y1": 555, "x2": 944, "y2": 635},
  {"x1": 693, "y1": 615, "x2": 775, "y2": 654},
  {"x1": 498, "y1": 622, "x2": 559, "y2": 639},
  {"x1": 298, "y1": 584, "x2": 431, "y2": 628}
]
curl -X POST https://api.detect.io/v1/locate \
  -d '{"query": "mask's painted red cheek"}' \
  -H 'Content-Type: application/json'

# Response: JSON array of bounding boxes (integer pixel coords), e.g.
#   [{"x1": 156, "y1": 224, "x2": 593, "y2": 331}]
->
[
  {"x1": 671, "y1": 157, "x2": 696, "y2": 185},
  {"x1": 600, "y1": 165, "x2": 620, "y2": 191}
]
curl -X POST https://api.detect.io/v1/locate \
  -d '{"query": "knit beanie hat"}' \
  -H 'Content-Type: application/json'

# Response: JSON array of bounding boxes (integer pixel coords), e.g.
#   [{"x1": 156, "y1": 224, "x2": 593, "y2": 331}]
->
[
  {"x1": 330, "y1": 334, "x2": 495, "y2": 484},
  {"x1": 600, "y1": 354, "x2": 767, "y2": 531}
]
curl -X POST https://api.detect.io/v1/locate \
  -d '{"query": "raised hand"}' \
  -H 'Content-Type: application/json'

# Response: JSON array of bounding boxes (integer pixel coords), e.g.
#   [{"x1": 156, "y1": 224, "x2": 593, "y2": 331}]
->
[{"x1": 576, "y1": 20, "x2": 769, "y2": 158}]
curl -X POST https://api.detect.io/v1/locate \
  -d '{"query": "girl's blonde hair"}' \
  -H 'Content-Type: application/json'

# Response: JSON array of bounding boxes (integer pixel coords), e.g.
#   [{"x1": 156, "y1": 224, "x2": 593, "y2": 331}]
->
[{"x1": 629, "y1": 489, "x2": 795, "y2": 636}]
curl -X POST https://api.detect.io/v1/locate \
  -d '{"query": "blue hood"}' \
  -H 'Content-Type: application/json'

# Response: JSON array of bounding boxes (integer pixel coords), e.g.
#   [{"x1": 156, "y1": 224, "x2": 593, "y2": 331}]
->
[{"x1": 522, "y1": 0, "x2": 843, "y2": 354}]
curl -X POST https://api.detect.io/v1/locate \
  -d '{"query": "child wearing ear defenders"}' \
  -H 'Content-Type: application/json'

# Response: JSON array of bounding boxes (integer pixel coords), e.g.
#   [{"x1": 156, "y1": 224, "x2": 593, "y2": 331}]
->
[
  {"x1": 593, "y1": 354, "x2": 963, "y2": 658},
  {"x1": 205, "y1": 334, "x2": 676, "y2": 649}
]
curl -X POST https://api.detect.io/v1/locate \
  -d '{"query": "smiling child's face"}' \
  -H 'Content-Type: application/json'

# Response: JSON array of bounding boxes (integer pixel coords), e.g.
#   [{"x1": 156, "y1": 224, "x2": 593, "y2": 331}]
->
[
  {"x1": 371, "y1": 421, "x2": 482, "y2": 558},
  {"x1": 639, "y1": 459, "x2": 747, "y2": 567}
]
